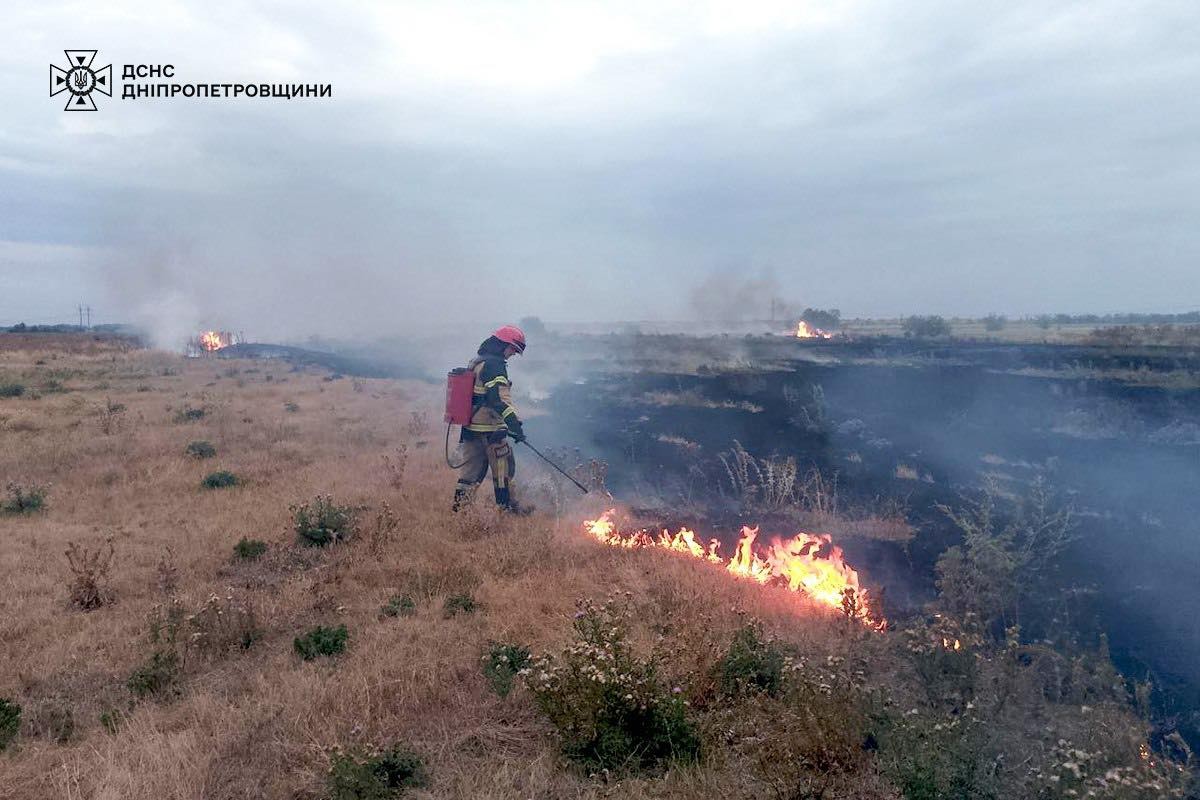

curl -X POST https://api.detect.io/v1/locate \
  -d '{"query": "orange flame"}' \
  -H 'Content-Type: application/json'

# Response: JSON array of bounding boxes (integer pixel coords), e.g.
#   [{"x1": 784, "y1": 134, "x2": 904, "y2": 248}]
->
[
  {"x1": 795, "y1": 321, "x2": 832, "y2": 339},
  {"x1": 200, "y1": 331, "x2": 226, "y2": 351},
  {"x1": 584, "y1": 510, "x2": 884, "y2": 629}
]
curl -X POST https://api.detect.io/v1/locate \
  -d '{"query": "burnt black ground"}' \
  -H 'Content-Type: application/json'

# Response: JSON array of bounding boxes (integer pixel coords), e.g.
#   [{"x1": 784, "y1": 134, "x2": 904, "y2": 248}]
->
[
  {"x1": 261, "y1": 331, "x2": 1200, "y2": 747},
  {"x1": 522, "y1": 335, "x2": 1200, "y2": 746}
]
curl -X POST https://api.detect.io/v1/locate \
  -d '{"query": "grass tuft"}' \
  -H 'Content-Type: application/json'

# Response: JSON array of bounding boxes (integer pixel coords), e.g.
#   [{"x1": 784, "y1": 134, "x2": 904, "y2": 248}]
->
[
  {"x1": 2, "y1": 482, "x2": 48, "y2": 513},
  {"x1": 327, "y1": 745, "x2": 426, "y2": 799},
  {"x1": 380, "y1": 594, "x2": 416, "y2": 618},
  {"x1": 293, "y1": 495, "x2": 356, "y2": 546},
  {"x1": 294, "y1": 625, "x2": 348, "y2": 660},
  {"x1": 185, "y1": 440, "x2": 216, "y2": 459},
  {"x1": 201, "y1": 470, "x2": 239, "y2": 489},
  {"x1": 0, "y1": 698, "x2": 20, "y2": 751},
  {"x1": 233, "y1": 538, "x2": 267, "y2": 560}
]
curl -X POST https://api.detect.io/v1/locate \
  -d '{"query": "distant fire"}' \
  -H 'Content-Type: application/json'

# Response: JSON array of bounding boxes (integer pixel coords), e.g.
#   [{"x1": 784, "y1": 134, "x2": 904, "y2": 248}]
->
[
  {"x1": 188, "y1": 330, "x2": 241, "y2": 357},
  {"x1": 200, "y1": 331, "x2": 226, "y2": 351},
  {"x1": 583, "y1": 510, "x2": 884, "y2": 629},
  {"x1": 795, "y1": 320, "x2": 832, "y2": 339}
]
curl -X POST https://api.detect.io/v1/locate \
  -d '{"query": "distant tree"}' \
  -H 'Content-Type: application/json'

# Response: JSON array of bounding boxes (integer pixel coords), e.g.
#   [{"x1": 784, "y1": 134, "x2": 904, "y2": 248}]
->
[
  {"x1": 1035, "y1": 315, "x2": 1053, "y2": 330},
  {"x1": 983, "y1": 314, "x2": 1006, "y2": 332},
  {"x1": 7, "y1": 323, "x2": 26, "y2": 333},
  {"x1": 518, "y1": 316, "x2": 547, "y2": 337},
  {"x1": 902, "y1": 315, "x2": 951, "y2": 338},
  {"x1": 800, "y1": 308, "x2": 841, "y2": 330}
]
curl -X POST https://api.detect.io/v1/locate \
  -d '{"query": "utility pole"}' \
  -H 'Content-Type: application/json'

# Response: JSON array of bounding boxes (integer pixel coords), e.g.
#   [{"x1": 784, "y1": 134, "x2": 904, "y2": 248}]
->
[
  {"x1": 85, "y1": 305, "x2": 91, "y2": 328},
  {"x1": 78, "y1": 303, "x2": 83, "y2": 328}
]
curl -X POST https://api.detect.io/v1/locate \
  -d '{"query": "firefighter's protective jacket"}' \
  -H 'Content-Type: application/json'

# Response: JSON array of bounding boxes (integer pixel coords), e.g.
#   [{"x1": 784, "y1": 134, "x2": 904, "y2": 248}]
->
[{"x1": 464, "y1": 352, "x2": 521, "y2": 435}]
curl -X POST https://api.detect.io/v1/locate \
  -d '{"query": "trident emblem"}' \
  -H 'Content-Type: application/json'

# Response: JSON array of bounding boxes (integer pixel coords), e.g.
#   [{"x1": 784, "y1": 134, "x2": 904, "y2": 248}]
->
[{"x1": 50, "y1": 50, "x2": 112, "y2": 111}]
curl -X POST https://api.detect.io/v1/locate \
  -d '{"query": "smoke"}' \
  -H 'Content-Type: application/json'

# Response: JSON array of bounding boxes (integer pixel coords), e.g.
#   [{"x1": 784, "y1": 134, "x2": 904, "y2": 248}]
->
[
  {"x1": 688, "y1": 271, "x2": 794, "y2": 323},
  {"x1": 537, "y1": 335, "x2": 1200, "y2": 743},
  {"x1": 134, "y1": 288, "x2": 202, "y2": 351}
]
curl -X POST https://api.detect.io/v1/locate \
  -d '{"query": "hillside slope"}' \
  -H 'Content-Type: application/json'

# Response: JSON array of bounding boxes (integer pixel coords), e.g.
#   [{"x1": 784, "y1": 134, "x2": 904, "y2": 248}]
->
[{"x1": 0, "y1": 338, "x2": 1188, "y2": 799}]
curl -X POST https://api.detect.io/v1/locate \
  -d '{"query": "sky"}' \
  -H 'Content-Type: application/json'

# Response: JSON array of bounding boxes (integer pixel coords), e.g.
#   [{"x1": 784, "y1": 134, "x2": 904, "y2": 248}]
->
[{"x1": 1, "y1": 0, "x2": 1198, "y2": 342}]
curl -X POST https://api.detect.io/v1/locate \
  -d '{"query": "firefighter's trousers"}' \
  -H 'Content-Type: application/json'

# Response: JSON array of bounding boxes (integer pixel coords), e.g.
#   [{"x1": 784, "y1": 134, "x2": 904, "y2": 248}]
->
[{"x1": 455, "y1": 430, "x2": 517, "y2": 509}]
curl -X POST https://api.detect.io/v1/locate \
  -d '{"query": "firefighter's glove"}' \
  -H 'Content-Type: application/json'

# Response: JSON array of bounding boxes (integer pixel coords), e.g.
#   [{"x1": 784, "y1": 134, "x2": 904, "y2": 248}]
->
[{"x1": 506, "y1": 420, "x2": 526, "y2": 442}]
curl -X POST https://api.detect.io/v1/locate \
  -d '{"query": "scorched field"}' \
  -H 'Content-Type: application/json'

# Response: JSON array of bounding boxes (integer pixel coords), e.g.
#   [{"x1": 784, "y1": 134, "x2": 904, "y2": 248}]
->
[{"x1": 0, "y1": 333, "x2": 1192, "y2": 800}]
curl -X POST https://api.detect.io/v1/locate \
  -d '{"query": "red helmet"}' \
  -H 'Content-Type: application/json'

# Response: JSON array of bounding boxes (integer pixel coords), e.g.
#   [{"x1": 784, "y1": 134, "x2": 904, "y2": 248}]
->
[{"x1": 493, "y1": 324, "x2": 526, "y2": 354}]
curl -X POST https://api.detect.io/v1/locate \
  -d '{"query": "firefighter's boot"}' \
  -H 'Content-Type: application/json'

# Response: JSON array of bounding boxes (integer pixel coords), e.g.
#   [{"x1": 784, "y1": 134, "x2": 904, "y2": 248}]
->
[
  {"x1": 452, "y1": 487, "x2": 472, "y2": 512},
  {"x1": 493, "y1": 486, "x2": 511, "y2": 510},
  {"x1": 495, "y1": 487, "x2": 534, "y2": 515}
]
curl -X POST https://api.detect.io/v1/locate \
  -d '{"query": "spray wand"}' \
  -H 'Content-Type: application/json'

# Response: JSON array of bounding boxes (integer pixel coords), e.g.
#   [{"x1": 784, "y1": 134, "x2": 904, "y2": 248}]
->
[
  {"x1": 516, "y1": 438, "x2": 589, "y2": 494},
  {"x1": 444, "y1": 422, "x2": 589, "y2": 494},
  {"x1": 443, "y1": 366, "x2": 588, "y2": 493}
]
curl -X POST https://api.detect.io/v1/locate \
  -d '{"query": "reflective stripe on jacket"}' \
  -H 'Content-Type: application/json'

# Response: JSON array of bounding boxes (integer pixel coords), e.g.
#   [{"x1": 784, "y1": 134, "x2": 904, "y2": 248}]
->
[{"x1": 464, "y1": 354, "x2": 520, "y2": 433}]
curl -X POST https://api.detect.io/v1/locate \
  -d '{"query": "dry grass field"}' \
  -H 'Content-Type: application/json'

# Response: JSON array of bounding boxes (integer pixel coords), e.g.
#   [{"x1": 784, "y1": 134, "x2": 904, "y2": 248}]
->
[{"x1": 0, "y1": 336, "x2": 1190, "y2": 800}]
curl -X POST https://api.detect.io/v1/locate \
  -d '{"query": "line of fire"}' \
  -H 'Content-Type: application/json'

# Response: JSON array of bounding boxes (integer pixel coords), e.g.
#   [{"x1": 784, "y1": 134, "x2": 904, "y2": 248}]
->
[{"x1": 583, "y1": 510, "x2": 885, "y2": 629}]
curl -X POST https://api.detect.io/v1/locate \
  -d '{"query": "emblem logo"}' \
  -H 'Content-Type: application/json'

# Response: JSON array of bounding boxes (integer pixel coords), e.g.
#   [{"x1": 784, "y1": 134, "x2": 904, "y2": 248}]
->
[{"x1": 50, "y1": 50, "x2": 112, "y2": 111}]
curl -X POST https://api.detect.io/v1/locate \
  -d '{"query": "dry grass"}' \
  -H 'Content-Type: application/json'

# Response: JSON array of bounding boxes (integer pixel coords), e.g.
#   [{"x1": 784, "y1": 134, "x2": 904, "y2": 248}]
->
[
  {"x1": 0, "y1": 338, "x2": 883, "y2": 800},
  {"x1": 0, "y1": 337, "x2": 1183, "y2": 799}
]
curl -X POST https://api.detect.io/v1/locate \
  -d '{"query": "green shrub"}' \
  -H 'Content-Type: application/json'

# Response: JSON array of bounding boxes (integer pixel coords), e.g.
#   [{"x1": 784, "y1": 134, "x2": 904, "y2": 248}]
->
[
  {"x1": 127, "y1": 595, "x2": 258, "y2": 698},
  {"x1": 935, "y1": 479, "x2": 1075, "y2": 638},
  {"x1": 482, "y1": 642, "x2": 530, "y2": 697},
  {"x1": 0, "y1": 698, "x2": 20, "y2": 751},
  {"x1": 99, "y1": 708, "x2": 124, "y2": 734},
  {"x1": 173, "y1": 406, "x2": 206, "y2": 423},
  {"x1": 523, "y1": 598, "x2": 700, "y2": 772},
  {"x1": 0, "y1": 383, "x2": 25, "y2": 398},
  {"x1": 902, "y1": 315, "x2": 951, "y2": 338},
  {"x1": 293, "y1": 495, "x2": 356, "y2": 546},
  {"x1": 327, "y1": 745, "x2": 426, "y2": 799},
  {"x1": 127, "y1": 649, "x2": 180, "y2": 698},
  {"x1": 185, "y1": 440, "x2": 216, "y2": 459},
  {"x1": 381, "y1": 594, "x2": 416, "y2": 618},
  {"x1": 294, "y1": 624, "x2": 348, "y2": 660},
  {"x1": 717, "y1": 651, "x2": 876, "y2": 796},
  {"x1": 126, "y1": 601, "x2": 184, "y2": 698},
  {"x1": 715, "y1": 624, "x2": 786, "y2": 697},
  {"x1": 284, "y1": 401, "x2": 300, "y2": 413},
  {"x1": 40, "y1": 379, "x2": 67, "y2": 394},
  {"x1": 201, "y1": 470, "x2": 239, "y2": 489},
  {"x1": 233, "y1": 538, "x2": 267, "y2": 560},
  {"x1": 2, "y1": 482, "x2": 47, "y2": 513},
  {"x1": 442, "y1": 593, "x2": 479, "y2": 618}
]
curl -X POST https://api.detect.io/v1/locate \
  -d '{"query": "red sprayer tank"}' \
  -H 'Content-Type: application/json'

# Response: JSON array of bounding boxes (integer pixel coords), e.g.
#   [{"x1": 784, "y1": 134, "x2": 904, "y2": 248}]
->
[{"x1": 444, "y1": 367, "x2": 475, "y2": 425}]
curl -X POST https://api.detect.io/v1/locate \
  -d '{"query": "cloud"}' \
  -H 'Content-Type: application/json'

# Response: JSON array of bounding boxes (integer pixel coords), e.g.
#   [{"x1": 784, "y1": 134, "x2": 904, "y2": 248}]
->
[{"x1": 1, "y1": 0, "x2": 1198, "y2": 339}]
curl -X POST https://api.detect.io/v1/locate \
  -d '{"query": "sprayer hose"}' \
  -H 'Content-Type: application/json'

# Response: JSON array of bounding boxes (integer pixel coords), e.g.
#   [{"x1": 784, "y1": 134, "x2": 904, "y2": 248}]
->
[{"x1": 445, "y1": 422, "x2": 468, "y2": 469}]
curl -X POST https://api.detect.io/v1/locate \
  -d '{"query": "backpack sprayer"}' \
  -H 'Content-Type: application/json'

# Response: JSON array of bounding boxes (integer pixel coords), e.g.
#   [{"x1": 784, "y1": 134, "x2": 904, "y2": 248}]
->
[{"x1": 444, "y1": 368, "x2": 588, "y2": 493}]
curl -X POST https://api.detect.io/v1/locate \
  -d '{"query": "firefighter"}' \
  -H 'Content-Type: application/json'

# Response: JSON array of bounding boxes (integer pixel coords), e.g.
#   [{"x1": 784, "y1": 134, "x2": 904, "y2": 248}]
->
[{"x1": 452, "y1": 325, "x2": 529, "y2": 513}]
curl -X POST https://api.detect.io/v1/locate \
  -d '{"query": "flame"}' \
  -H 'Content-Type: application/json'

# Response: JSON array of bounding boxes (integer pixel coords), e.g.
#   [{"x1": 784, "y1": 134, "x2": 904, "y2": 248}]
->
[
  {"x1": 200, "y1": 331, "x2": 226, "y2": 351},
  {"x1": 795, "y1": 321, "x2": 832, "y2": 339},
  {"x1": 584, "y1": 510, "x2": 884, "y2": 629}
]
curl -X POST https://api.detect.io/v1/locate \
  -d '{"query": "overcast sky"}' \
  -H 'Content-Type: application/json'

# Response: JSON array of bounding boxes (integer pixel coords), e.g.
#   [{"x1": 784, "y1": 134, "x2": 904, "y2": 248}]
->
[{"x1": 1, "y1": 1, "x2": 1198, "y2": 341}]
